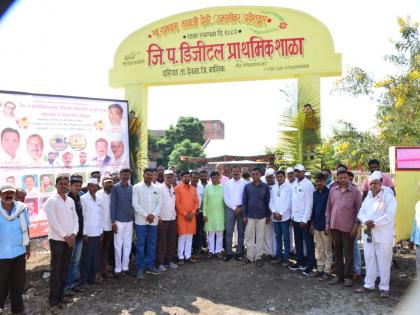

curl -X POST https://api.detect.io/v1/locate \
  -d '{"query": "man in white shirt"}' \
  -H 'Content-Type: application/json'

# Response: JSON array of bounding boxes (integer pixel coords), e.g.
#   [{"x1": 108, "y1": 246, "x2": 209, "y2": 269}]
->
[
  {"x1": 96, "y1": 176, "x2": 114, "y2": 278},
  {"x1": 132, "y1": 168, "x2": 163, "y2": 278},
  {"x1": 269, "y1": 170, "x2": 292, "y2": 267},
  {"x1": 80, "y1": 178, "x2": 102, "y2": 287},
  {"x1": 263, "y1": 168, "x2": 277, "y2": 259},
  {"x1": 355, "y1": 171, "x2": 397, "y2": 298},
  {"x1": 286, "y1": 166, "x2": 296, "y2": 254},
  {"x1": 289, "y1": 164, "x2": 315, "y2": 275},
  {"x1": 223, "y1": 166, "x2": 246, "y2": 261},
  {"x1": 156, "y1": 170, "x2": 178, "y2": 271},
  {"x1": 45, "y1": 175, "x2": 79, "y2": 313}
]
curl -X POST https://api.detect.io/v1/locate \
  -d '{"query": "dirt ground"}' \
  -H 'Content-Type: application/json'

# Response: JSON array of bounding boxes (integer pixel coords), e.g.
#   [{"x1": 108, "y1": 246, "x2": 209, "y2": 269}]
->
[{"x1": 3, "y1": 244, "x2": 417, "y2": 315}]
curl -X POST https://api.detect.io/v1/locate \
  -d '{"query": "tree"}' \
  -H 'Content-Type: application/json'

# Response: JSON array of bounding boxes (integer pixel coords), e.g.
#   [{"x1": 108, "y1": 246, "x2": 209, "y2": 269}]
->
[
  {"x1": 375, "y1": 17, "x2": 420, "y2": 146},
  {"x1": 157, "y1": 116, "x2": 205, "y2": 167},
  {"x1": 320, "y1": 121, "x2": 389, "y2": 171},
  {"x1": 148, "y1": 130, "x2": 161, "y2": 162},
  {"x1": 276, "y1": 82, "x2": 322, "y2": 173},
  {"x1": 168, "y1": 139, "x2": 205, "y2": 171},
  {"x1": 333, "y1": 17, "x2": 420, "y2": 148},
  {"x1": 166, "y1": 116, "x2": 205, "y2": 145}
]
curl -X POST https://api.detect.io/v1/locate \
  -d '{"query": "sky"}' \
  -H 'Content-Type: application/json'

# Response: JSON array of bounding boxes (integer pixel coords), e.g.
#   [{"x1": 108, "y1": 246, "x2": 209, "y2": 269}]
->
[{"x1": 0, "y1": 0, "x2": 419, "y2": 156}]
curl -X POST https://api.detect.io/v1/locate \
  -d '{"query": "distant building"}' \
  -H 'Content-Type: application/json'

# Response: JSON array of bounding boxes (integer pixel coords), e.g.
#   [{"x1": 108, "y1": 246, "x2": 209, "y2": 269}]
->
[
  {"x1": 150, "y1": 120, "x2": 225, "y2": 140},
  {"x1": 149, "y1": 129, "x2": 165, "y2": 138},
  {"x1": 201, "y1": 120, "x2": 224, "y2": 140}
]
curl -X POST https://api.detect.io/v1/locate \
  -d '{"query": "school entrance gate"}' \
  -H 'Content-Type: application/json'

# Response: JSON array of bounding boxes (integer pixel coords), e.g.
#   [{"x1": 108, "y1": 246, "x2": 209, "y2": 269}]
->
[{"x1": 109, "y1": 6, "x2": 342, "y2": 170}]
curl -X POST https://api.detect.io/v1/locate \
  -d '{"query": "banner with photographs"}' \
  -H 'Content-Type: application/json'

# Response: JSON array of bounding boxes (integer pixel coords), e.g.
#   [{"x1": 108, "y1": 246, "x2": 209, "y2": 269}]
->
[{"x1": 0, "y1": 91, "x2": 130, "y2": 238}]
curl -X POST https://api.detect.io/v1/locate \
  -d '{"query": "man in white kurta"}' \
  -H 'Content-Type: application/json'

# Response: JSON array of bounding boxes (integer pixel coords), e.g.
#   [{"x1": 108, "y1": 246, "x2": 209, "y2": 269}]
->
[
  {"x1": 355, "y1": 171, "x2": 397, "y2": 298},
  {"x1": 263, "y1": 168, "x2": 277, "y2": 258}
]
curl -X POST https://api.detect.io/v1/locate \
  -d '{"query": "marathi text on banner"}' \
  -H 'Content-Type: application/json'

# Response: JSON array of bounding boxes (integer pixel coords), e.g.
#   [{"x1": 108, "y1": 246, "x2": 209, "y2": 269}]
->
[{"x1": 147, "y1": 36, "x2": 305, "y2": 66}]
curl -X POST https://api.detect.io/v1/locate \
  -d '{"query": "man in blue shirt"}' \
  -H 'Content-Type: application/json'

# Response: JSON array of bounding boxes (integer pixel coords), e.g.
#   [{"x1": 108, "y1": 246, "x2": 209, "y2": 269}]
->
[
  {"x1": 110, "y1": 168, "x2": 133, "y2": 276},
  {"x1": 242, "y1": 167, "x2": 271, "y2": 266},
  {"x1": 0, "y1": 184, "x2": 30, "y2": 315},
  {"x1": 310, "y1": 173, "x2": 332, "y2": 281}
]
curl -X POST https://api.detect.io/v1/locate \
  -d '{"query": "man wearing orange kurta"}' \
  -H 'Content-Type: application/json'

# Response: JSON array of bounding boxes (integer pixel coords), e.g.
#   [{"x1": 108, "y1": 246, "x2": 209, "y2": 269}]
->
[{"x1": 175, "y1": 171, "x2": 199, "y2": 264}]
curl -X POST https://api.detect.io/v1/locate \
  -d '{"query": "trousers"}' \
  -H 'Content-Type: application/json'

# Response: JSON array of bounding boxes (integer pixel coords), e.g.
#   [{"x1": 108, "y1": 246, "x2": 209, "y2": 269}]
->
[
  {"x1": 263, "y1": 219, "x2": 277, "y2": 257},
  {"x1": 156, "y1": 220, "x2": 177, "y2": 265},
  {"x1": 245, "y1": 218, "x2": 266, "y2": 261},
  {"x1": 65, "y1": 238, "x2": 83, "y2": 289},
  {"x1": 208, "y1": 231, "x2": 223, "y2": 254},
  {"x1": 80, "y1": 236, "x2": 101, "y2": 285},
  {"x1": 292, "y1": 221, "x2": 315, "y2": 269},
  {"x1": 273, "y1": 220, "x2": 290, "y2": 260},
  {"x1": 114, "y1": 221, "x2": 133, "y2": 273},
  {"x1": 417, "y1": 245, "x2": 420, "y2": 275},
  {"x1": 178, "y1": 234, "x2": 193, "y2": 260},
  {"x1": 363, "y1": 241, "x2": 393, "y2": 291},
  {"x1": 49, "y1": 240, "x2": 73, "y2": 307},
  {"x1": 101, "y1": 231, "x2": 114, "y2": 274},
  {"x1": 135, "y1": 224, "x2": 158, "y2": 270},
  {"x1": 354, "y1": 237, "x2": 362, "y2": 274},
  {"x1": 225, "y1": 208, "x2": 245, "y2": 256},
  {"x1": 192, "y1": 212, "x2": 205, "y2": 253},
  {"x1": 313, "y1": 229, "x2": 333, "y2": 273},
  {"x1": 331, "y1": 229, "x2": 354, "y2": 279},
  {"x1": 290, "y1": 225, "x2": 295, "y2": 253},
  {"x1": 0, "y1": 254, "x2": 26, "y2": 313}
]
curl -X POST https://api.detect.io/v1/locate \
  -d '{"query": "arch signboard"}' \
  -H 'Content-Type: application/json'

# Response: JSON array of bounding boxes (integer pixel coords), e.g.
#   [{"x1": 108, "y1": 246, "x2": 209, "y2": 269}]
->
[{"x1": 109, "y1": 6, "x2": 342, "y2": 168}]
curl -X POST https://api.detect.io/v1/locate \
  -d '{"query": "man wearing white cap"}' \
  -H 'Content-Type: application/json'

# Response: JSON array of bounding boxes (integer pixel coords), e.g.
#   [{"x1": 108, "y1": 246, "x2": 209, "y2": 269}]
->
[
  {"x1": 263, "y1": 168, "x2": 277, "y2": 259},
  {"x1": 289, "y1": 164, "x2": 315, "y2": 275},
  {"x1": 0, "y1": 184, "x2": 30, "y2": 315},
  {"x1": 355, "y1": 171, "x2": 397, "y2": 298},
  {"x1": 156, "y1": 170, "x2": 178, "y2": 271},
  {"x1": 96, "y1": 176, "x2": 114, "y2": 278},
  {"x1": 80, "y1": 178, "x2": 102, "y2": 287},
  {"x1": 286, "y1": 167, "x2": 296, "y2": 185},
  {"x1": 362, "y1": 159, "x2": 395, "y2": 200}
]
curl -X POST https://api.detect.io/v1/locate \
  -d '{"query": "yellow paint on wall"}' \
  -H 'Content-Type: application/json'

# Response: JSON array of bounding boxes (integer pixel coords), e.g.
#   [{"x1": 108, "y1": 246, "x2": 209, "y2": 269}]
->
[
  {"x1": 109, "y1": 6, "x2": 341, "y2": 87},
  {"x1": 109, "y1": 6, "x2": 342, "y2": 175},
  {"x1": 395, "y1": 171, "x2": 420, "y2": 242}
]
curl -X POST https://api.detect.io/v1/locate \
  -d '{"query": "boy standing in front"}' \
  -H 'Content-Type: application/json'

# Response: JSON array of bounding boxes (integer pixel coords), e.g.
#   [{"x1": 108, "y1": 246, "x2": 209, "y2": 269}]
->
[{"x1": 310, "y1": 173, "x2": 332, "y2": 280}]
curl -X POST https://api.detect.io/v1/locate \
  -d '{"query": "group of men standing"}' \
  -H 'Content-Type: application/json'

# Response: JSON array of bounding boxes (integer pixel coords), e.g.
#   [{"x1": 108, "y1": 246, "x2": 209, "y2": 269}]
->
[{"x1": 0, "y1": 159, "x2": 401, "y2": 314}]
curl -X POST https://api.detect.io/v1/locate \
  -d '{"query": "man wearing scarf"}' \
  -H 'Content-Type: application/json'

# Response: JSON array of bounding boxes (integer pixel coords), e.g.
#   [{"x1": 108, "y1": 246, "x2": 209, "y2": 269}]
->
[{"x1": 0, "y1": 184, "x2": 30, "y2": 315}]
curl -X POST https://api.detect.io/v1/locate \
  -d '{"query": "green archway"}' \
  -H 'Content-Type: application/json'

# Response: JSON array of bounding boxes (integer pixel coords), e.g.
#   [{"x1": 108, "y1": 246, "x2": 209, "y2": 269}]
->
[{"x1": 109, "y1": 6, "x2": 342, "y2": 173}]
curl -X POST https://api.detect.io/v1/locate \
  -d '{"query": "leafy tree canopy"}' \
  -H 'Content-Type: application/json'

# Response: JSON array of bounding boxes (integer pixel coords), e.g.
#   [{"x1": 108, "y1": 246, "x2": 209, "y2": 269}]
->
[{"x1": 168, "y1": 139, "x2": 205, "y2": 171}]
